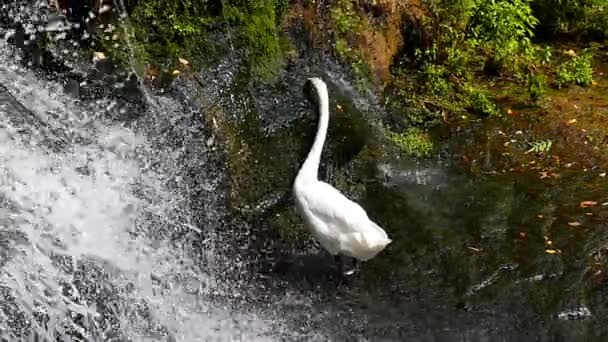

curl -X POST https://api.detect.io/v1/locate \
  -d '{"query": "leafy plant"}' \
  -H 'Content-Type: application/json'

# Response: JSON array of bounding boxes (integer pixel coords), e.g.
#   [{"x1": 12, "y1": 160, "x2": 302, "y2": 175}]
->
[
  {"x1": 533, "y1": 0, "x2": 608, "y2": 40},
  {"x1": 527, "y1": 139, "x2": 552, "y2": 153},
  {"x1": 528, "y1": 72, "x2": 548, "y2": 101},
  {"x1": 423, "y1": 63, "x2": 450, "y2": 94},
  {"x1": 556, "y1": 52, "x2": 594, "y2": 88},
  {"x1": 468, "y1": 0, "x2": 539, "y2": 74},
  {"x1": 466, "y1": 86, "x2": 501, "y2": 117},
  {"x1": 388, "y1": 127, "x2": 434, "y2": 158}
]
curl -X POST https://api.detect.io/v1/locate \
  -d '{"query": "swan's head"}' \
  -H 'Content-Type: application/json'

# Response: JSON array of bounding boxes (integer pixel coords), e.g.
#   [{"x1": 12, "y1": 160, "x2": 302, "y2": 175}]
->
[{"x1": 303, "y1": 77, "x2": 328, "y2": 107}]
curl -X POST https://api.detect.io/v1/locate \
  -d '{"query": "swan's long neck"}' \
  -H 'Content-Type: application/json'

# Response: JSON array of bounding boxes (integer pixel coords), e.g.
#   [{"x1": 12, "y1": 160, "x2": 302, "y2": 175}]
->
[{"x1": 298, "y1": 80, "x2": 330, "y2": 181}]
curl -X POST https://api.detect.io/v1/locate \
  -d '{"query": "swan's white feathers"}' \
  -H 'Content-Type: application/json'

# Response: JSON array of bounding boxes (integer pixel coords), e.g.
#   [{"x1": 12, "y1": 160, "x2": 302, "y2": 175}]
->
[
  {"x1": 293, "y1": 76, "x2": 391, "y2": 262},
  {"x1": 293, "y1": 180, "x2": 391, "y2": 261}
]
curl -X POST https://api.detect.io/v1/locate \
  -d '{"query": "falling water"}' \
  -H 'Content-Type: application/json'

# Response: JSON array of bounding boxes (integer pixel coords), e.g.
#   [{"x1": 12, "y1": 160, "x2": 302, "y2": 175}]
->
[{"x1": 0, "y1": 22, "x2": 291, "y2": 340}]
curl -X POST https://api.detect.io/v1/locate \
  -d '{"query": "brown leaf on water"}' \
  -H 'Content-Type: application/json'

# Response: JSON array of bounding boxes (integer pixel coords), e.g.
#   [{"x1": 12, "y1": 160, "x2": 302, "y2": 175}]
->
[
  {"x1": 580, "y1": 201, "x2": 598, "y2": 208},
  {"x1": 568, "y1": 222, "x2": 582, "y2": 227}
]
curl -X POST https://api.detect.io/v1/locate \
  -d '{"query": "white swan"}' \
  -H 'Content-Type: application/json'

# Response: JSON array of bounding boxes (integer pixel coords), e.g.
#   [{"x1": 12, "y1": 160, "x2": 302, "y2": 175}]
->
[{"x1": 293, "y1": 77, "x2": 392, "y2": 274}]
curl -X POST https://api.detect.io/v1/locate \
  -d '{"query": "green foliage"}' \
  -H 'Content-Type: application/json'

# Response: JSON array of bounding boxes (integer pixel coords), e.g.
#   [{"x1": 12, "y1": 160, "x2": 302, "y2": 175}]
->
[
  {"x1": 532, "y1": 0, "x2": 608, "y2": 39},
  {"x1": 527, "y1": 139, "x2": 552, "y2": 153},
  {"x1": 465, "y1": 86, "x2": 501, "y2": 117},
  {"x1": 130, "y1": 0, "x2": 214, "y2": 67},
  {"x1": 388, "y1": 127, "x2": 434, "y2": 158},
  {"x1": 468, "y1": 0, "x2": 539, "y2": 73},
  {"x1": 422, "y1": 63, "x2": 450, "y2": 94},
  {"x1": 330, "y1": 0, "x2": 363, "y2": 35},
  {"x1": 329, "y1": 0, "x2": 370, "y2": 89},
  {"x1": 555, "y1": 52, "x2": 594, "y2": 88},
  {"x1": 334, "y1": 38, "x2": 372, "y2": 91},
  {"x1": 125, "y1": 0, "x2": 287, "y2": 80},
  {"x1": 527, "y1": 72, "x2": 548, "y2": 101}
]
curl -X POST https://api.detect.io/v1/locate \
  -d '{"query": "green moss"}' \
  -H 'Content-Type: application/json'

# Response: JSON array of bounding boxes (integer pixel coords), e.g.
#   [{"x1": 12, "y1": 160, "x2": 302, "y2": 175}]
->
[
  {"x1": 388, "y1": 127, "x2": 434, "y2": 159},
  {"x1": 329, "y1": 1, "x2": 372, "y2": 90},
  {"x1": 222, "y1": 0, "x2": 284, "y2": 81}
]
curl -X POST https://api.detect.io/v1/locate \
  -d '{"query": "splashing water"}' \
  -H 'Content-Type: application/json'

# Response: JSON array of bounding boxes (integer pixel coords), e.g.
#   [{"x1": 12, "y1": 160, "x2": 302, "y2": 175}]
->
[{"x1": 0, "y1": 32, "x2": 285, "y2": 340}]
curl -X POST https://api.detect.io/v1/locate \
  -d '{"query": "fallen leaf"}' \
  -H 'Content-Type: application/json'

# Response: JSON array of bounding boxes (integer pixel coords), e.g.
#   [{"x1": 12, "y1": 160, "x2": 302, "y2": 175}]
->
[
  {"x1": 586, "y1": 212, "x2": 593, "y2": 216},
  {"x1": 172, "y1": 69, "x2": 181, "y2": 76},
  {"x1": 539, "y1": 171, "x2": 550, "y2": 179},
  {"x1": 537, "y1": 214, "x2": 544, "y2": 219},
  {"x1": 519, "y1": 232, "x2": 527, "y2": 238},
  {"x1": 178, "y1": 57, "x2": 190, "y2": 65},
  {"x1": 467, "y1": 247, "x2": 481, "y2": 252},
  {"x1": 507, "y1": 109, "x2": 513, "y2": 115},
  {"x1": 545, "y1": 249, "x2": 559, "y2": 254},
  {"x1": 602, "y1": 202, "x2": 608, "y2": 206},
  {"x1": 568, "y1": 222, "x2": 582, "y2": 227},
  {"x1": 600, "y1": 172, "x2": 606, "y2": 177},
  {"x1": 580, "y1": 200, "x2": 598, "y2": 208},
  {"x1": 566, "y1": 118, "x2": 577, "y2": 125},
  {"x1": 592, "y1": 80, "x2": 598, "y2": 86}
]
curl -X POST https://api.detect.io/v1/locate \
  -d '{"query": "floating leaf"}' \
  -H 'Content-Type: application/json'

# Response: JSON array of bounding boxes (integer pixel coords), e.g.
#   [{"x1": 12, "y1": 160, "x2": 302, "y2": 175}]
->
[
  {"x1": 568, "y1": 222, "x2": 582, "y2": 227},
  {"x1": 580, "y1": 201, "x2": 598, "y2": 208}
]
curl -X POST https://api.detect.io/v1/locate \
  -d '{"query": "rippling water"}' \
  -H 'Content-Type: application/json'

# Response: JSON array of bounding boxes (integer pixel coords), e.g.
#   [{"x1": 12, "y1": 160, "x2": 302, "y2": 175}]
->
[{"x1": 0, "y1": 35, "x2": 290, "y2": 341}]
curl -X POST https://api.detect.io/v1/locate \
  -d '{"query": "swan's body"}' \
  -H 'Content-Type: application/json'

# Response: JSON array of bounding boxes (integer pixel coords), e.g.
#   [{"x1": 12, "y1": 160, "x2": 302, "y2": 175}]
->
[{"x1": 293, "y1": 77, "x2": 391, "y2": 264}]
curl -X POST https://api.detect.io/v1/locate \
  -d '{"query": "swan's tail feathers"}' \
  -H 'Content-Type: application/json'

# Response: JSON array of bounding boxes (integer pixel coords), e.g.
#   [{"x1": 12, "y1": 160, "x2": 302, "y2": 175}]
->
[{"x1": 339, "y1": 228, "x2": 392, "y2": 262}]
